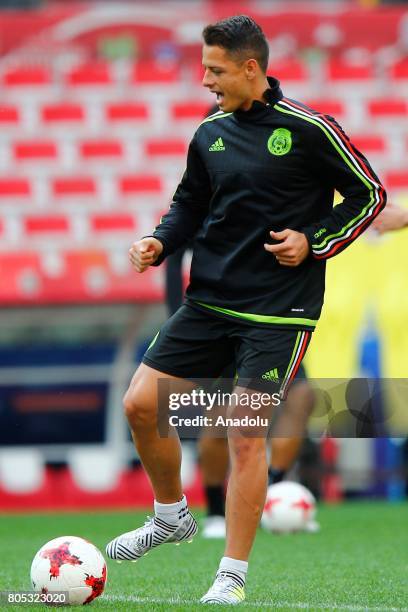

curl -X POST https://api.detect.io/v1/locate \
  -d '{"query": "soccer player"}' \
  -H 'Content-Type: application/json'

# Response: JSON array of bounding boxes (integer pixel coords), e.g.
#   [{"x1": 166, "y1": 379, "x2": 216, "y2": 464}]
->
[{"x1": 106, "y1": 15, "x2": 386, "y2": 604}]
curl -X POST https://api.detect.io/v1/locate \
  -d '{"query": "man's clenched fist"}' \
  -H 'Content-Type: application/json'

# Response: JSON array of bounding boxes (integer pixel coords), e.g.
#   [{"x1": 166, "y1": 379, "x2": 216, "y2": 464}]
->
[
  {"x1": 264, "y1": 229, "x2": 309, "y2": 266},
  {"x1": 129, "y1": 237, "x2": 164, "y2": 272}
]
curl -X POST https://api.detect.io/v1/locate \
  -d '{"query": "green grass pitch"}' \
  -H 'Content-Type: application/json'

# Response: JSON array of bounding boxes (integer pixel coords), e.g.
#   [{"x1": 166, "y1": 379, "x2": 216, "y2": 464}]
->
[{"x1": 0, "y1": 502, "x2": 407, "y2": 611}]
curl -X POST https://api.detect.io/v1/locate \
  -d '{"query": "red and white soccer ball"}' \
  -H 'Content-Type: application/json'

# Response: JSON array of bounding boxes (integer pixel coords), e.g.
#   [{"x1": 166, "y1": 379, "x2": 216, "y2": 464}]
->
[
  {"x1": 261, "y1": 481, "x2": 316, "y2": 533},
  {"x1": 30, "y1": 536, "x2": 107, "y2": 605}
]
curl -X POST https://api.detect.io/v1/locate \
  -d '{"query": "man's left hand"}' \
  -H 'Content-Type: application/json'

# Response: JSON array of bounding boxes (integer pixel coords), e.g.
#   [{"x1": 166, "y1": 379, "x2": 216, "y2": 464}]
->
[{"x1": 264, "y1": 229, "x2": 310, "y2": 266}]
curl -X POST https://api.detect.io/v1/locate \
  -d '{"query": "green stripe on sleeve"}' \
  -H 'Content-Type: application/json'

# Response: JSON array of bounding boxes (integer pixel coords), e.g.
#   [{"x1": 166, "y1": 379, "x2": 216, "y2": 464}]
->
[{"x1": 274, "y1": 103, "x2": 376, "y2": 252}]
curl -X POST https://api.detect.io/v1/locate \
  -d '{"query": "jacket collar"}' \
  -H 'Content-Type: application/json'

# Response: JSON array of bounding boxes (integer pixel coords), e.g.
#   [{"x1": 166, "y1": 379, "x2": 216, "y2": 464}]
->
[{"x1": 233, "y1": 76, "x2": 283, "y2": 121}]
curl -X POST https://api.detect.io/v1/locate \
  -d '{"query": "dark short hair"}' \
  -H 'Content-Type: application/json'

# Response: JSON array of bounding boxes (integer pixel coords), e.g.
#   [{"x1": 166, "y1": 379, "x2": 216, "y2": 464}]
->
[{"x1": 202, "y1": 15, "x2": 269, "y2": 73}]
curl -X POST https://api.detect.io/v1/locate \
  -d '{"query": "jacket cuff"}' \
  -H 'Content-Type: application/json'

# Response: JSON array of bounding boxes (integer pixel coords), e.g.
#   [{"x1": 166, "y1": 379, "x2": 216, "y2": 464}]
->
[{"x1": 300, "y1": 227, "x2": 317, "y2": 259}]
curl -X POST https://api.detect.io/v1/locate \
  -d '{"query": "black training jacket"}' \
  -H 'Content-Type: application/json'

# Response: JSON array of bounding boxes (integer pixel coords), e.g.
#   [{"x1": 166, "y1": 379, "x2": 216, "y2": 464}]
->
[{"x1": 151, "y1": 77, "x2": 386, "y2": 330}]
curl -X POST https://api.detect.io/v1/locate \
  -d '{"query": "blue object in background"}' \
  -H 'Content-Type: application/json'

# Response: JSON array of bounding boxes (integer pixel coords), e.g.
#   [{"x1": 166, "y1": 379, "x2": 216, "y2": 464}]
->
[{"x1": 358, "y1": 308, "x2": 404, "y2": 500}]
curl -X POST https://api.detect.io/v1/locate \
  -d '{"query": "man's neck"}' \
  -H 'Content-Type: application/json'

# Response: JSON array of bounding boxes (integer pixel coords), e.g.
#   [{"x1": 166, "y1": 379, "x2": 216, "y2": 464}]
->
[{"x1": 240, "y1": 78, "x2": 271, "y2": 110}]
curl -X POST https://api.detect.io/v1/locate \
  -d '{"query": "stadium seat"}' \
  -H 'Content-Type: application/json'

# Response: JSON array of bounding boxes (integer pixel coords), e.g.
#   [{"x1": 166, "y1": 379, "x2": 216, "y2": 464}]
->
[
  {"x1": 389, "y1": 57, "x2": 408, "y2": 81},
  {"x1": 118, "y1": 174, "x2": 162, "y2": 194},
  {"x1": 171, "y1": 102, "x2": 211, "y2": 120},
  {"x1": 24, "y1": 215, "x2": 70, "y2": 235},
  {"x1": 66, "y1": 62, "x2": 112, "y2": 86},
  {"x1": 305, "y1": 98, "x2": 346, "y2": 118},
  {"x1": 0, "y1": 251, "x2": 42, "y2": 302},
  {"x1": 2, "y1": 66, "x2": 52, "y2": 87},
  {"x1": 326, "y1": 57, "x2": 374, "y2": 81},
  {"x1": 90, "y1": 213, "x2": 137, "y2": 233},
  {"x1": 0, "y1": 104, "x2": 20, "y2": 124},
  {"x1": 41, "y1": 102, "x2": 85, "y2": 124},
  {"x1": 268, "y1": 58, "x2": 309, "y2": 82},
  {"x1": 367, "y1": 98, "x2": 408, "y2": 118},
  {"x1": 13, "y1": 140, "x2": 58, "y2": 161},
  {"x1": 61, "y1": 249, "x2": 163, "y2": 301},
  {"x1": 0, "y1": 177, "x2": 31, "y2": 198},
  {"x1": 132, "y1": 60, "x2": 180, "y2": 84},
  {"x1": 352, "y1": 135, "x2": 386, "y2": 154},
  {"x1": 105, "y1": 102, "x2": 149, "y2": 122},
  {"x1": 68, "y1": 448, "x2": 122, "y2": 491},
  {"x1": 51, "y1": 177, "x2": 97, "y2": 197},
  {"x1": 0, "y1": 449, "x2": 44, "y2": 493},
  {"x1": 79, "y1": 139, "x2": 123, "y2": 160},
  {"x1": 145, "y1": 138, "x2": 187, "y2": 157},
  {"x1": 385, "y1": 171, "x2": 408, "y2": 190}
]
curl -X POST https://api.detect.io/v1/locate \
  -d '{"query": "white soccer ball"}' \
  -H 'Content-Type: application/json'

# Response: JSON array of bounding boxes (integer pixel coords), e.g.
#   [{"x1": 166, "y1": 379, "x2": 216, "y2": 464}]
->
[
  {"x1": 261, "y1": 481, "x2": 316, "y2": 533},
  {"x1": 30, "y1": 536, "x2": 107, "y2": 605}
]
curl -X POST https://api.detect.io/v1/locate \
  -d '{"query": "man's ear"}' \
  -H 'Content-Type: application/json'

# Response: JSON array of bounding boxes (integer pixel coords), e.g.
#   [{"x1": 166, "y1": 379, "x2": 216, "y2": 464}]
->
[{"x1": 245, "y1": 58, "x2": 258, "y2": 80}]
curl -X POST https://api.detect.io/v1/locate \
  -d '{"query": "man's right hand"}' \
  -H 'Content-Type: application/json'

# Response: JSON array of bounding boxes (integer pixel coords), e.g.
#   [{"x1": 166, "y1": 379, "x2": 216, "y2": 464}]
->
[{"x1": 129, "y1": 237, "x2": 164, "y2": 273}]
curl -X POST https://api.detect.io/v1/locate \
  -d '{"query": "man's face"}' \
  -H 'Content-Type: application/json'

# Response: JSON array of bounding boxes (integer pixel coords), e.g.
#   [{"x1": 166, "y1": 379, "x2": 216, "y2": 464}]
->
[{"x1": 202, "y1": 44, "x2": 252, "y2": 112}]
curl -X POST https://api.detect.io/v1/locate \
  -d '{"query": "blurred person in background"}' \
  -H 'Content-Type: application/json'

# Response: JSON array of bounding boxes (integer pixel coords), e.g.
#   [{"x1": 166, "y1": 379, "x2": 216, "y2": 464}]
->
[{"x1": 372, "y1": 203, "x2": 408, "y2": 233}]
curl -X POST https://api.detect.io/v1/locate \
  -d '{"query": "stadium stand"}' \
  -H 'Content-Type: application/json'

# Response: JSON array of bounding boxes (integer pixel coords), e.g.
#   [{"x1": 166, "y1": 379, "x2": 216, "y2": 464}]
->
[
  {"x1": 0, "y1": 1, "x2": 407, "y2": 511},
  {"x1": 0, "y1": 6, "x2": 405, "y2": 301}
]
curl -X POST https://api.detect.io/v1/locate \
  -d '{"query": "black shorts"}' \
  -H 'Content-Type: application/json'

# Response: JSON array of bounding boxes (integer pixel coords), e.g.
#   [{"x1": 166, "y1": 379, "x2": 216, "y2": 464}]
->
[{"x1": 143, "y1": 304, "x2": 311, "y2": 398}]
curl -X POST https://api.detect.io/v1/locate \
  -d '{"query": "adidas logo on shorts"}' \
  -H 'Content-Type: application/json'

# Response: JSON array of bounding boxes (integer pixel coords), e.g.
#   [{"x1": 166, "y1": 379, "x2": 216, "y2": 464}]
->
[{"x1": 261, "y1": 368, "x2": 279, "y2": 382}]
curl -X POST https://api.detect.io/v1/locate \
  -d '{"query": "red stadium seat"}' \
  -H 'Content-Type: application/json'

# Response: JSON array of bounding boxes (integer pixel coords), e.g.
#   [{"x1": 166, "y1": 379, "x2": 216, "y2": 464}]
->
[
  {"x1": 13, "y1": 140, "x2": 58, "y2": 161},
  {"x1": 352, "y1": 135, "x2": 386, "y2": 154},
  {"x1": 41, "y1": 103, "x2": 85, "y2": 123},
  {"x1": 0, "y1": 105, "x2": 20, "y2": 124},
  {"x1": 66, "y1": 62, "x2": 112, "y2": 86},
  {"x1": 132, "y1": 61, "x2": 180, "y2": 84},
  {"x1": 0, "y1": 178, "x2": 31, "y2": 198},
  {"x1": 385, "y1": 171, "x2": 408, "y2": 189},
  {"x1": 367, "y1": 99, "x2": 408, "y2": 118},
  {"x1": 171, "y1": 102, "x2": 211, "y2": 120},
  {"x1": 79, "y1": 140, "x2": 123, "y2": 160},
  {"x1": 105, "y1": 102, "x2": 149, "y2": 122},
  {"x1": 24, "y1": 215, "x2": 70, "y2": 235},
  {"x1": 0, "y1": 252, "x2": 42, "y2": 302},
  {"x1": 90, "y1": 214, "x2": 137, "y2": 232},
  {"x1": 327, "y1": 57, "x2": 374, "y2": 81},
  {"x1": 2, "y1": 66, "x2": 52, "y2": 87},
  {"x1": 305, "y1": 99, "x2": 346, "y2": 118},
  {"x1": 145, "y1": 139, "x2": 187, "y2": 157},
  {"x1": 118, "y1": 174, "x2": 162, "y2": 194},
  {"x1": 268, "y1": 58, "x2": 309, "y2": 82},
  {"x1": 52, "y1": 177, "x2": 96, "y2": 197},
  {"x1": 389, "y1": 58, "x2": 408, "y2": 81}
]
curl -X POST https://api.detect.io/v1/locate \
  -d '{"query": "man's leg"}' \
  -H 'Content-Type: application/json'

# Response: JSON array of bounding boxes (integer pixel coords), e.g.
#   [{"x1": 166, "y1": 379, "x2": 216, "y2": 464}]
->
[
  {"x1": 223, "y1": 378, "x2": 314, "y2": 557},
  {"x1": 268, "y1": 377, "x2": 315, "y2": 485},
  {"x1": 198, "y1": 435, "x2": 229, "y2": 537},
  {"x1": 225, "y1": 429, "x2": 268, "y2": 560},
  {"x1": 124, "y1": 363, "x2": 189, "y2": 502},
  {"x1": 200, "y1": 389, "x2": 269, "y2": 604},
  {"x1": 106, "y1": 363, "x2": 198, "y2": 561},
  {"x1": 201, "y1": 328, "x2": 313, "y2": 604}
]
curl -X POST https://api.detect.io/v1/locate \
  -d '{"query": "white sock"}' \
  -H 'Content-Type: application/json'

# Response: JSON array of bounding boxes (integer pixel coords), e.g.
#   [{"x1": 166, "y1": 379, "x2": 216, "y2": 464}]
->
[
  {"x1": 154, "y1": 494, "x2": 188, "y2": 525},
  {"x1": 218, "y1": 556, "x2": 248, "y2": 585}
]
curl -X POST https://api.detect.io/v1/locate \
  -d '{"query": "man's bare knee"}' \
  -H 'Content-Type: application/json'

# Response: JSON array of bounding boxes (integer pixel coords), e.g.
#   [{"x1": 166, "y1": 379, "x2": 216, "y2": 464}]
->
[
  {"x1": 123, "y1": 385, "x2": 156, "y2": 432},
  {"x1": 229, "y1": 436, "x2": 266, "y2": 465}
]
